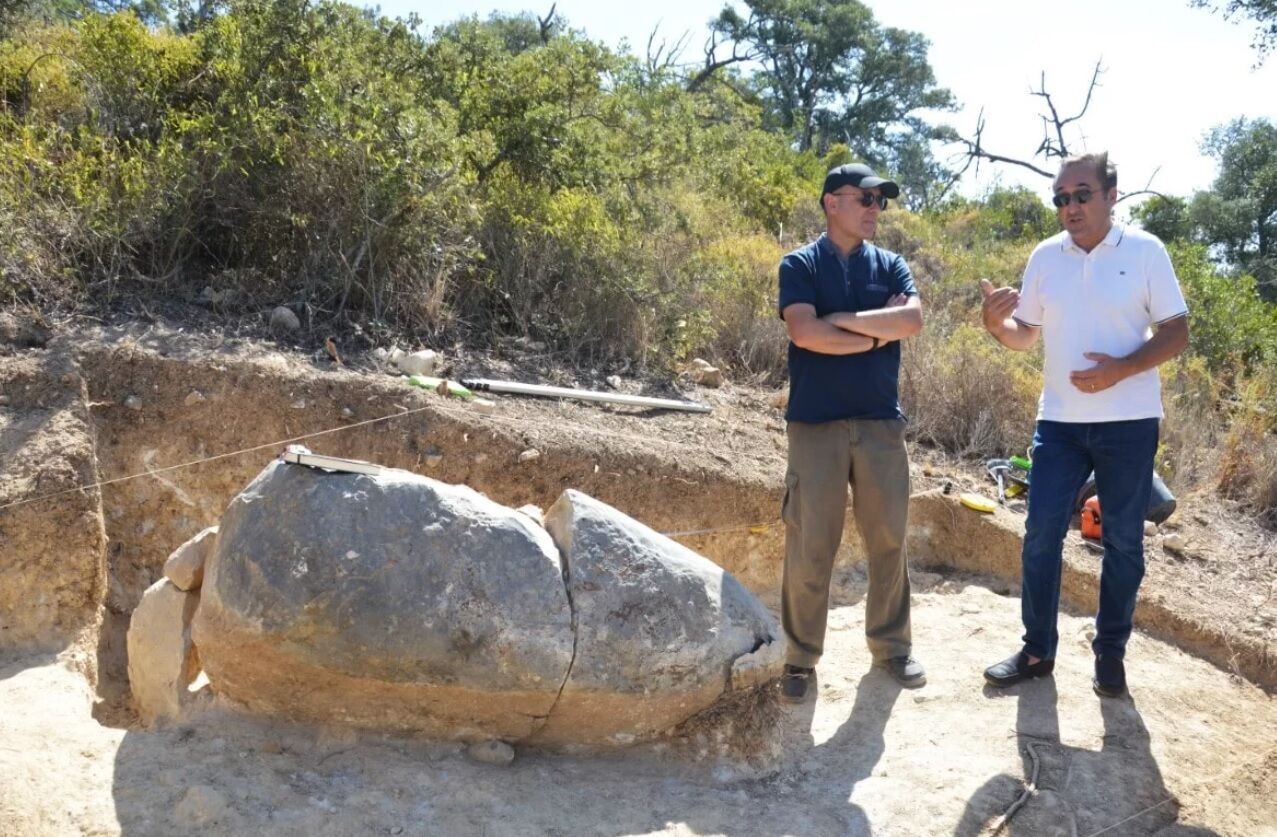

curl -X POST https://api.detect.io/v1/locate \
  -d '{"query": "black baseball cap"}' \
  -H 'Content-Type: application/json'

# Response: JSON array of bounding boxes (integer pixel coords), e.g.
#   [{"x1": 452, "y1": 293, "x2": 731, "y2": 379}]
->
[{"x1": 821, "y1": 163, "x2": 900, "y2": 200}]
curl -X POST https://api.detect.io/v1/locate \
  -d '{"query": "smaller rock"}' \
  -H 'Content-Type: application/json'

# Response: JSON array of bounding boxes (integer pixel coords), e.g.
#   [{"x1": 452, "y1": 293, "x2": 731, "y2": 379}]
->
[
  {"x1": 269, "y1": 306, "x2": 300, "y2": 332},
  {"x1": 0, "y1": 394, "x2": 9, "y2": 406},
  {"x1": 1144, "y1": 521, "x2": 1158, "y2": 537},
  {"x1": 606, "y1": 375, "x2": 622, "y2": 390},
  {"x1": 425, "y1": 453, "x2": 443, "y2": 467},
  {"x1": 518, "y1": 448, "x2": 540, "y2": 463},
  {"x1": 396, "y1": 349, "x2": 440, "y2": 377},
  {"x1": 466, "y1": 740, "x2": 515, "y2": 766},
  {"x1": 127, "y1": 579, "x2": 201, "y2": 726},
  {"x1": 341, "y1": 407, "x2": 354, "y2": 419},
  {"x1": 387, "y1": 347, "x2": 406, "y2": 365},
  {"x1": 684, "y1": 359, "x2": 724, "y2": 388},
  {"x1": 1162, "y1": 533, "x2": 1187, "y2": 555},
  {"x1": 472, "y1": 398, "x2": 496, "y2": 415},
  {"x1": 728, "y1": 640, "x2": 784, "y2": 691},
  {"x1": 911, "y1": 571, "x2": 943, "y2": 592},
  {"x1": 183, "y1": 390, "x2": 205, "y2": 407},
  {"x1": 372, "y1": 347, "x2": 390, "y2": 361},
  {"x1": 164, "y1": 526, "x2": 218, "y2": 591},
  {"x1": 124, "y1": 395, "x2": 143, "y2": 411}
]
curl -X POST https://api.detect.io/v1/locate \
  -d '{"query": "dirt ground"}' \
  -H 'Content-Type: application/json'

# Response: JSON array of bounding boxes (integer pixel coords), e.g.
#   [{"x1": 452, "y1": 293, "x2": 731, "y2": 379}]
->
[
  {"x1": 2, "y1": 581, "x2": 1274, "y2": 836},
  {"x1": 1, "y1": 319, "x2": 1276, "y2": 835}
]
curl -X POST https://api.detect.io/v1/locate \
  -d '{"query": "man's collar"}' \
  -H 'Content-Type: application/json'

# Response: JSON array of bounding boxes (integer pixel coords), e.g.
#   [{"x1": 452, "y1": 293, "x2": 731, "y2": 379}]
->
[
  {"x1": 1062, "y1": 223, "x2": 1124, "y2": 253},
  {"x1": 818, "y1": 232, "x2": 869, "y2": 262}
]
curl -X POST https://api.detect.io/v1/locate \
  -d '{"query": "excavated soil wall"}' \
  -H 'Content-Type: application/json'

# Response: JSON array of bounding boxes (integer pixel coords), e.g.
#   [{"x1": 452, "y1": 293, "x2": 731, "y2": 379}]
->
[{"x1": 0, "y1": 337, "x2": 1271, "y2": 719}]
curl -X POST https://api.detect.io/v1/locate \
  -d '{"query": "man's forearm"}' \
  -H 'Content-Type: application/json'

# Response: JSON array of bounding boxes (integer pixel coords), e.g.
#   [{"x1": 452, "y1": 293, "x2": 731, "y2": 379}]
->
[
  {"x1": 988, "y1": 319, "x2": 1039, "y2": 352},
  {"x1": 826, "y1": 306, "x2": 922, "y2": 340},
  {"x1": 791, "y1": 318, "x2": 882, "y2": 355},
  {"x1": 1115, "y1": 316, "x2": 1190, "y2": 377}
]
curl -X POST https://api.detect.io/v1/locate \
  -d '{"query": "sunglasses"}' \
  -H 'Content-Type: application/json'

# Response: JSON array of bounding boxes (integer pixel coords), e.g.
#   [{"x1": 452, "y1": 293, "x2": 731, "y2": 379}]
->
[
  {"x1": 1052, "y1": 188, "x2": 1097, "y2": 208},
  {"x1": 831, "y1": 191, "x2": 889, "y2": 210}
]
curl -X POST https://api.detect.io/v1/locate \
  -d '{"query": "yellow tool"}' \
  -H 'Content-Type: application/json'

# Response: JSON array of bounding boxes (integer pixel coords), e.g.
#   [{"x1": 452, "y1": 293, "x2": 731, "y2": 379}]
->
[{"x1": 959, "y1": 492, "x2": 997, "y2": 513}]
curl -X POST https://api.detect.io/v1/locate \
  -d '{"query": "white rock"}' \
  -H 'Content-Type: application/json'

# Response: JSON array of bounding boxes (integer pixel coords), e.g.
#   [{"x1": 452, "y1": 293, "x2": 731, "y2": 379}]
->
[
  {"x1": 372, "y1": 347, "x2": 390, "y2": 361},
  {"x1": 1162, "y1": 533, "x2": 1187, "y2": 555},
  {"x1": 387, "y1": 347, "x2": 406, "y2": 364},
  {"x1": 518, "y1": 449, "x2": 540, "y2": 463},
  {"x1": 163, "y1": 526, "x2": 218, "y2": 592},
  {"x1": 466, "y1": 740, "x2": 515, "y2": 766},
  {"x1": 516, "y1": 505, "x2": 544, "y2": 525},
  {"x1": 606, "y1": 375, "x2": 622, "y2": 389},
  {"x1": 269, "y1": 306, "x2": 300, "y2": 332},
  {"x1": 472, "y1": 398, "x2": 496, "y2": 415},
  {"x1": 124, "y1": 395, "x2": 143, "y2": 411},
  {"x1": 183, "y1": 390, "x2": 205, "y2": 407},
  {"x1": 689, "y1": 358, "x2": 713, "y2": 371},
  {"x1": 1144, "y1": 521, "x2": 1158, "y2": 537},
  {"x1": 396, "y1": 349, "x2": 440, "y2": 377},
  {"x1": 127, "y1": 578, "x2": 201, "y2": 727}
]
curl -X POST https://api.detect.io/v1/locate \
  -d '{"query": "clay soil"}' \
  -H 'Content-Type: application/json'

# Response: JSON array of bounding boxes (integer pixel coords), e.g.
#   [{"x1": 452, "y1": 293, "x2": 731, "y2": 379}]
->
[{"x1": 1, "y1": 320, "x2": 1275, "y2": 835}]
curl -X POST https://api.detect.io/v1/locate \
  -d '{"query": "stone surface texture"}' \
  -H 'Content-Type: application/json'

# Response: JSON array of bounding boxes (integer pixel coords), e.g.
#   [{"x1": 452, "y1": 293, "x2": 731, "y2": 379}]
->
[
  {"x1": 163, "y1": 526, "x2": 218, "y2": 591},
  {"x1": 127, "y1": 578, "x2": 201, "y2": 726},
  {"x1": 531, "y1": 490, "x2": 780, "y2": 747},
  {"x1": 193, "y1": 461, "x2": 574, "y2": 741}
]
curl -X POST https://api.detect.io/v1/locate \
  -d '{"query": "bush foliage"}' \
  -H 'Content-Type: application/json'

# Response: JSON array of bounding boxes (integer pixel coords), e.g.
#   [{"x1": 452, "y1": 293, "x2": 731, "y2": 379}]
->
[{"x1": 2, "y1": 1, "x2": 1276, "y2": 519}]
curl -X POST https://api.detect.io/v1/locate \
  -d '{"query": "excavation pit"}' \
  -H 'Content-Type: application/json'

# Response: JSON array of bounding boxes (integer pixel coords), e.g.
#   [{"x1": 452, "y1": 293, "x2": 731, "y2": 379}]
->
[{"x1": 1, "y1": 330, "x2": 1273, "y2": 835}]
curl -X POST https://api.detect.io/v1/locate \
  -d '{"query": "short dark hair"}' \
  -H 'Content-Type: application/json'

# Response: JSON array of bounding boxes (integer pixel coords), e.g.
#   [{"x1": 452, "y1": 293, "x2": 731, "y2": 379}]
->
[{"x1": 1058, "y1": 152, "x2": 1117, "y2": 192}]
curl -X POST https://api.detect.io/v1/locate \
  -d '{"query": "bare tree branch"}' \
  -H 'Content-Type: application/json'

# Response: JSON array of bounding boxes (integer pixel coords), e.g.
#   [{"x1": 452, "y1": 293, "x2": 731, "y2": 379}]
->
[
  {"x1": 645, "y1": 24, "x2": 691, "y2": 77},
  {"x1": 686, "y1": 21, "x2": 758, "y2": 93},
  {"x1": 537, "y1": 3, "x2": 557, "y2": 45},
  {"x1": 954, "y1": 61, "x2": 1107, "y2": 181}
]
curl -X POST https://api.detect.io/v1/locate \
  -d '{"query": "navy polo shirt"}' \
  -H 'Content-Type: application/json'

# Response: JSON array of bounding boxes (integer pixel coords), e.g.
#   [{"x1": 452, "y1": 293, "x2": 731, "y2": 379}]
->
[{"x1": 777, "y1": 234, "x2": 917, "y2": 423}]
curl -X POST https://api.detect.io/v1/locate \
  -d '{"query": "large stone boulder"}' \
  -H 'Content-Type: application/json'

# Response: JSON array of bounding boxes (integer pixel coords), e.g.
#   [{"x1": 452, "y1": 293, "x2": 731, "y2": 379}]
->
[
  {"x1": 531, "y1": 490, "x2": 781, "y2": 747},
  {"x1": 192, "y1": 461, "x2": 574, "y2": 741}
]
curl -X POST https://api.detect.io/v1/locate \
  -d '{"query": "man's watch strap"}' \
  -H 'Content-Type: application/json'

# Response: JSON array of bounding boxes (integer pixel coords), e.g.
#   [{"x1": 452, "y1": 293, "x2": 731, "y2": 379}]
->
[{"x1": 870, "y1": 337, "x2": 880, "y2": 351}]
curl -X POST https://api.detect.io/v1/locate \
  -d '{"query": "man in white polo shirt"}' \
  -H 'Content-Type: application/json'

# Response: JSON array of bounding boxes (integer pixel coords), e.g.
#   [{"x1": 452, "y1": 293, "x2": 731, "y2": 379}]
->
[{"x1": 979, "y1": 151, "x2": 1189, "y2": 698}]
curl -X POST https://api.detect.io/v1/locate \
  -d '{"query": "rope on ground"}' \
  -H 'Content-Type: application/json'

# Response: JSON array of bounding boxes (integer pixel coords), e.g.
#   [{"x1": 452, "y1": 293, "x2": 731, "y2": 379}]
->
[
  {"x1": 987, "y1": 741, "x2": 1042, "y2": 835},
  {"x1": 1080, "y1": 797, "x2": 1173, "y2": 837}
]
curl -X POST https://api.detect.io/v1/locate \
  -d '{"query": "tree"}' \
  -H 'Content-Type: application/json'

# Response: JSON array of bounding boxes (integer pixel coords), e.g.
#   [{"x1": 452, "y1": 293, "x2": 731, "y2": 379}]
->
[
  {"x1": 1130, "y1": 195, "x2": 1195, "y2": 244},
  {"x1": 703, "y1": 0, "x2": 954, "y2": 202},
  {"x1": 1190, "y1": 118, "x2": 1277, "y2": 297},
  {"x1": 1190, "y1": 0, "x2": 1277, "y2": 62}
]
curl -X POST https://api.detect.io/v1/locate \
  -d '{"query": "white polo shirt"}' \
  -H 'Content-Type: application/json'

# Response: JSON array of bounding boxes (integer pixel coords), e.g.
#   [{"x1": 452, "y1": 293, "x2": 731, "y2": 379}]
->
[{"x1": 1013, "y1": 224, "x2": 1188, "y2": 423}]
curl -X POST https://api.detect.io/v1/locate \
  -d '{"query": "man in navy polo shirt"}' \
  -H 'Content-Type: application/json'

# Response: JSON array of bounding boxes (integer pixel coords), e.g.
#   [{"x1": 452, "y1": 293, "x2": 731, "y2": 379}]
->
[
  {"x1": 980, "y1": 152, "x2": 1189, "y2": 697},
  {"x1": 777, "y1": 163, "x2": 926, "y2": 702}
]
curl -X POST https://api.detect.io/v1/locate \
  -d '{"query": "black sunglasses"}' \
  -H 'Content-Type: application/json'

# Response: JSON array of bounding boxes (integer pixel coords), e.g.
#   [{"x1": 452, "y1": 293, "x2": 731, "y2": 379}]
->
[
  {"x1": 1052, "y1": 188, "x2": 1096, "y2": 208},
  {"x1": 831, "y1": 191, "x2": 889, "y2": 210}
]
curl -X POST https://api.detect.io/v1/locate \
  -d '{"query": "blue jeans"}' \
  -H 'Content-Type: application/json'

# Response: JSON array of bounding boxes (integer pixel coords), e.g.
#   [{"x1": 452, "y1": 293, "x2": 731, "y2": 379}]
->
[{"x1": 1020, "y1": 419, "x2": 1160, "y2": 661}]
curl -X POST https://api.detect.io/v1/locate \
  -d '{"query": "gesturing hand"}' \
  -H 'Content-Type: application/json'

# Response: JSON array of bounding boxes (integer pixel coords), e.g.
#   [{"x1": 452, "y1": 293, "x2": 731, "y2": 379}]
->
[
  {"x1": 1069, "y1": 352, "x2": 1129, "y2": 394},
  {"x1": 979, "y1": 279, "x2": 1018, "y2": 333}
]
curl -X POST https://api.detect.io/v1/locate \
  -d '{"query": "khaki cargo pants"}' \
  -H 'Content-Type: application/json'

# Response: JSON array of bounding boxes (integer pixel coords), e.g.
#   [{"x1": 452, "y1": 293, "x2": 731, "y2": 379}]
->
[{"x1": 782, "y1": 418, "x2": 912, "y2": 668}]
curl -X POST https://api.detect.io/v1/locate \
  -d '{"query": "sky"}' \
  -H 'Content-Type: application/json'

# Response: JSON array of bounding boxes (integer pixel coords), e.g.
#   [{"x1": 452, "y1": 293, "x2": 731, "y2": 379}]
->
[{"x1": 371, "y1": 0, "x2": 1277, "y2": 208}]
